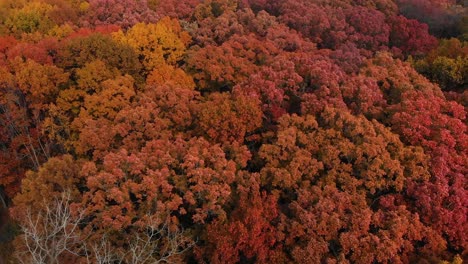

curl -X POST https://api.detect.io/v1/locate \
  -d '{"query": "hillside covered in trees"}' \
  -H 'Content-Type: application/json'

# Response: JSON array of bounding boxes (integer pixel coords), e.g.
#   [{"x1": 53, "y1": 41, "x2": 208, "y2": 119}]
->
[{"x1": 0, "y1": 0, "x2": 467, "y2": 263}]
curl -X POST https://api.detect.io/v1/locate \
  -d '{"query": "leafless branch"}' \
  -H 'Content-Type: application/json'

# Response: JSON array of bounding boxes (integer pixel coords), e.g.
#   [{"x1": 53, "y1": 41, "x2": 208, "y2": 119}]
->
[
  {"x1": 93, "y1": 215, "x2": 195, "y2": 264},
  {"x1": 15, "y1": 192, "x2": 84, "y2": 264},
  {"x1": 15, "y1": 193, "x2": 194, "y2": 264}
]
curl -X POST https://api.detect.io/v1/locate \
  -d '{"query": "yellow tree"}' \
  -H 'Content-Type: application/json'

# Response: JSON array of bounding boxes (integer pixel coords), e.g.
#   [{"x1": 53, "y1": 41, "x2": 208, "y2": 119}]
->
[
  {"x1": 112, "y1": 17, "x2": 191, "y2": 73},
  {"x1": 3, "y1": 1, "x2": 56, "y2": 37}
]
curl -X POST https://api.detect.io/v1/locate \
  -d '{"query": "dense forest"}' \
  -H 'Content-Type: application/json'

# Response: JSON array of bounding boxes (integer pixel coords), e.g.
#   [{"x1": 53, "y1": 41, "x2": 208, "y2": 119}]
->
[{"x1": 0, "y1": 0, "x2": 467, "y2": 263}]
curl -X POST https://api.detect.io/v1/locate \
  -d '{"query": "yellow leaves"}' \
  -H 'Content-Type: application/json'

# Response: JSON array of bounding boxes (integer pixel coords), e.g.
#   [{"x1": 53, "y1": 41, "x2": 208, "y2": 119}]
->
[
  {"x1": 4, "y1": 1, "x2": 56, "y2": 37},
  {"x1": 75, "y1": 60, "x2": 121, "y2": 93},
  {"x1": 51, "y1": 61, "x2": 136, "y2": 155},
  {"x1": 112, "y1": 17, "x2": 191, "y2": 73},
  {"x1": 55, "y1": 88, "x2": 85, "y2": 116},
  {"x1": 157, "y1": 16, "x2": 191, "y2": 46},
  {"x1": 431, "y1": 56, "x2": 466, "y2": 86},
  {"x1": 47, "y1": 24, "x2": 74, "y2": 39},
  {"x1": 54, "y1": 60, "x2": 133, "y2": 120},
  {"x1": 439, "y1": 255, "x2": 463, "y2": 264},
  {"x1": 411, "y1": 39, "x2": 468, "y2": 90},
  {"x1": 78, "y1": 1, "x2": 89, "y2": 12}
]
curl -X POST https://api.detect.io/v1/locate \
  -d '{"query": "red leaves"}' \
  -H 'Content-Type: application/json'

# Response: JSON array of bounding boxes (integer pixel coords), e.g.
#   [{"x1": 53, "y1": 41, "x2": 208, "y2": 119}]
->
[
  {"x1": 6, "y1": 38, "x2": 59, "y2": 65},
  {"x1": 186, "y1": 34, "x2": 275, "y2": 90},
  {"x1": 234, "y1": 56, "x2": 303, "y2": 121},
  {"x1": 198, "y1": 172, "x2": 280, "y2": 264},
  {"x1": 391, "y1": 91, "x2": 467, "y2": 250},
  {"x1": 203, "y1": 195, "x2": 279, "y2": 263},
  {"x1": 345, "y1": 7, "x2": 390, "y2": 51},
  {"x1": 357, "y1": 53, "x2": 467, "y2": 251},
  {"x1": 83, "y1": 0, "x2": 158, "y2": 29},
  {"x1": 279, "y1": 1, "x2": 331, "y2": 44},
  {"x1": 389, "y1": 15, "x2": 438, "y2": 56},
  {"x1": 258, "y1": 109, "x2": 445, "y2": 262}
]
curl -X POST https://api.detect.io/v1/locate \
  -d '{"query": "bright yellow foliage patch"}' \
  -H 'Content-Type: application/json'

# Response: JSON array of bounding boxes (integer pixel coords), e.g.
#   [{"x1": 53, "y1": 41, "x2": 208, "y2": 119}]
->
[{"x1": 112, "y1": 17, "x2": 191, "y2": 73}]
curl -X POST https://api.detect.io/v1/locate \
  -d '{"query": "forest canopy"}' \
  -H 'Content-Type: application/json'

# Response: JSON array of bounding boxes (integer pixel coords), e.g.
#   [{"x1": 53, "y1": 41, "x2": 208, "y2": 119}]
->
[{"x1": 0, "y1": 0, "x2": 466, "y2": 263}]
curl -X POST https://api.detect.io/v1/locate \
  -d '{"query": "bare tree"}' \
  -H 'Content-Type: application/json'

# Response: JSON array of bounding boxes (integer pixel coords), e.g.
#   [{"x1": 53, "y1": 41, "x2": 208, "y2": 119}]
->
[
  {"x1": 14, "y1": 192, "x2": 84, "y2": 264},
  {"x1": 86, "y1": 234, "x2": 120, "y2": 264},
  {"x1": 0, "y1": 90, "x2": 51, "y2": 171},
  {"x1": 121, "y1": 216, "x2": 195, "y2": 264},
  {"x1": 89, "y1": 216, "x2": 195, "y2": 264},
  {"x1": 15, "y1": 192, "x2": 195, "y2": 264}
]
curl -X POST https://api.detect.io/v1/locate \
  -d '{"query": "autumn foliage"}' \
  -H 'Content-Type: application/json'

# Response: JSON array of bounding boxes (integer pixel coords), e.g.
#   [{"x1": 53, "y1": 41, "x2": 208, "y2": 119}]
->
[{"x1": 0, "y1": 0, "x2": 467, "y2": 263}]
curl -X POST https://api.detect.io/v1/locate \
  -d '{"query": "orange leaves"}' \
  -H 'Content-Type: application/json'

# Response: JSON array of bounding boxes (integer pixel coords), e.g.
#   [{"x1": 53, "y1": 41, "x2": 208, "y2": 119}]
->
[
  {"x1": 262, "y1": 114, "x2": 439, "y2": 262},
  {"x1": 139, "y1": 84, "x2": 198, "y2": 132},
  {"x1": 9, "y1": 58, "x2": 69, "y2": 113},
  {"x1": 0, "y1": 36, "x2": 17, "y2": 65},
  {"x1": 68, "y1": 81, "x2": 198, "y2": 159},
  {"x1": 82, "y1": 75, "x2": 136, "y2": 119},
  {"x1": 186, "y1": 43, "x2": 253, "y2": 90},
  {"x1": 12, "y1": 155, "x2": 81, "y2": 212},
  {"x1": 260, "y1": 108, "x2": 430, "y2": 194},
  {"x1": 146, "y1": 63, "x2": 195, "y2": 89},
  {"x1": 0, "y1": 59, "x2": 68, "y2": 197},
  {"x1": 195, "y1": 92, "x2": 262, "y2": 144},
  {"x1": 82, "y1": 136, "x2": 236, "y2": 232},
  {"x1": 0, "y1": 152, "x2": 22, "y2": 197},
  {"x1": 75, "y1": 60, "x2": 120, "y2": 93},
  {"x1": 259, "y1": 114, "x2": 322, "y2": 189}
]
